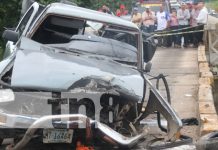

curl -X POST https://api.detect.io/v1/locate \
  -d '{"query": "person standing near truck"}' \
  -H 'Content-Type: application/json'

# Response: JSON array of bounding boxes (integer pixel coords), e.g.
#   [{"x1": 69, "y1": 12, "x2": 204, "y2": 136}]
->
[
  {"x1": 141, "y1": 6, "x2": 156, "y2": 33},
  {"x1": 156, "y1": 5, "x2": 170, "y2": 47},
  {"x1": 98, "y1": 5, "x2": 112, "y2": 14},
  {"x1": 116, "y1": 4, "x2": 128, "y2": 17},
  {"x1": 169, "y1": 8, "x2": 179, "y2": 48},
  {"x1": 190, "y1": 3, "x2": 200, "y2": 47},
  {"x1": 196, "y1": 0, "x2": 208, "y2": 45},
  {"x1": 177, "y1": 2, "x2": 190, "y2": 48},
  {"x1": 131, "y1": 7, "x2": 142, "y2": 27}
]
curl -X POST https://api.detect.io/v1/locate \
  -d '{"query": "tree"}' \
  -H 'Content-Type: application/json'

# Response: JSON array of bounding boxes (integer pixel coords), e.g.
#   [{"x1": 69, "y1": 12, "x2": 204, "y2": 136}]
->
[{"x1": 0, "y1": 0, "x2": 22, "y2": 58}]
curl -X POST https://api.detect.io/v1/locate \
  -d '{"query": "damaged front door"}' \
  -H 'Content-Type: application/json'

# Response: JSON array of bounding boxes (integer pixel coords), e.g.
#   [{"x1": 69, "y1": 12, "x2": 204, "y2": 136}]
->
[{"x1": 3, "y1": 2, "x2": 40, "y2": 58}]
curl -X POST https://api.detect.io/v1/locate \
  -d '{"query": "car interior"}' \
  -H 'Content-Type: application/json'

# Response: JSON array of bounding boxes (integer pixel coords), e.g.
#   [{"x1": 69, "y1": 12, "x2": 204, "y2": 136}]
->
[
  {"x1": 32, "y1": 15, "x2": 85, "y2": 44},
  {"x1": 31, "y1": 15, "x2": 138, "y2": 49}
]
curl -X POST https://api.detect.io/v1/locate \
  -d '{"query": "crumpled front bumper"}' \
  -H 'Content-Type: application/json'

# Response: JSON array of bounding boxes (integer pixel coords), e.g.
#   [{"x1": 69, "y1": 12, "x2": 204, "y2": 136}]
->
[{"x1": 0, "y1": 113, "x2": 147, "y2": 150}]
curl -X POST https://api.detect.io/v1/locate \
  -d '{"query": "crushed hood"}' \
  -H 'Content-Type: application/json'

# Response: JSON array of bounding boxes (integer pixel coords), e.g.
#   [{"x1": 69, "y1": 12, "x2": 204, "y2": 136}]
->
[{"x1": 11, "y1": 49, "x2": 144, "y2": 100}]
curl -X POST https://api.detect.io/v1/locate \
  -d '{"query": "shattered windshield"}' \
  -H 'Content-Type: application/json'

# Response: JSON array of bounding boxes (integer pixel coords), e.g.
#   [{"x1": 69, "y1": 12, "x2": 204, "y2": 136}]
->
[{"x1": 31, "y1": 15, "x2": 138, "y2": 65}]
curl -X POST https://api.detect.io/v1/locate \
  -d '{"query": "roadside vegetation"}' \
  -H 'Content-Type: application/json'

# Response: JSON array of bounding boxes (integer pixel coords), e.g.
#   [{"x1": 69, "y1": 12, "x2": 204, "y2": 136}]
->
[
  {"x1": 206, "y1": 0, "x2": 218, "y2": 12},
  {"x1": 0, "y1": 0, "x2": 21, "y2": 60}
]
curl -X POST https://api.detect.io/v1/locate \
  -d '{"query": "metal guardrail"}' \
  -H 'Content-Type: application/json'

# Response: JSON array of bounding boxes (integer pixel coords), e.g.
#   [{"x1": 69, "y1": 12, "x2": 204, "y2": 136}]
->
[{"x1": 199, "y1": 15, "x2": 218, "y2": 135}]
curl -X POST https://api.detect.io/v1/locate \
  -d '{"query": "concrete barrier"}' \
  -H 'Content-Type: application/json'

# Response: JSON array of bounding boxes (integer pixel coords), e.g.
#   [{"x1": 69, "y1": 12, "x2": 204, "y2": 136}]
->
[
  {"x1": 198, "y1": 15, "x2": 218, "y2": 135},
  {"x1": 198, "y1": 45, "x2": 218, "y2": 135}
]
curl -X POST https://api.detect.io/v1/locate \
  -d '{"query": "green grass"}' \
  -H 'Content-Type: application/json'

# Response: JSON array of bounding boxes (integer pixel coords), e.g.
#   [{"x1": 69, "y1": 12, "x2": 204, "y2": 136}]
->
[{"x1": 206, "y1": 1, "x2": 218, "y2": 11}]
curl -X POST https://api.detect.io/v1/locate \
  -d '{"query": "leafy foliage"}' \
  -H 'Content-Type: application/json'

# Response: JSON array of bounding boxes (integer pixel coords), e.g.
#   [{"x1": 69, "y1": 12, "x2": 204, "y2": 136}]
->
[
  {"x1": 0, "y1": 0, "x2": 22, "y2": 59},
  {"x1": 206, "y1": 0, "x2": 218, "y2": 12}
]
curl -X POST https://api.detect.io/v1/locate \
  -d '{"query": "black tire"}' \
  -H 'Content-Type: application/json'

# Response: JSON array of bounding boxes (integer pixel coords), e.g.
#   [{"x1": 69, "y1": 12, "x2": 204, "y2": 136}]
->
[{"x1": 196, "y1": 131, "x2": 218, "y2": 150}]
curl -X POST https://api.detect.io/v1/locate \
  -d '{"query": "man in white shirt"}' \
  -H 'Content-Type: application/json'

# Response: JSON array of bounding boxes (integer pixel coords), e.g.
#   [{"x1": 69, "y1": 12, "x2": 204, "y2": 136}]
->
[
  {"x1": 190, "y1": 3, "x2": 200, "y2": 47},
  {"x1": 177, "y1": 2, "x2": 190, "y2": 48},
  {"x1": 196, "y1": 1, "x2": 208, "y2": 44},
  {"x1": 196, "y1": 1, "x2": 208, "y2": 24},
  {"x1": 156, "y1": 5, "x2": 170, "y2": 47}
]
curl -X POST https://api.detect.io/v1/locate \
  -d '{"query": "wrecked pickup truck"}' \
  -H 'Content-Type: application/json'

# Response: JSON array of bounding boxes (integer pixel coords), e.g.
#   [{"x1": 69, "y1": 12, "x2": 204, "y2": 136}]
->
[{"x1": 0, "y1": 2, "x2": 184, "y2": 150}]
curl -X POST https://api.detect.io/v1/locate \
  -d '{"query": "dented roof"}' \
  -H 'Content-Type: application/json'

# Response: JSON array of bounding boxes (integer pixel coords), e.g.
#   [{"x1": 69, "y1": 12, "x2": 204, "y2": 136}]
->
[{"x1": 45, "y1": 3, "x2": 139, "y2": 31}]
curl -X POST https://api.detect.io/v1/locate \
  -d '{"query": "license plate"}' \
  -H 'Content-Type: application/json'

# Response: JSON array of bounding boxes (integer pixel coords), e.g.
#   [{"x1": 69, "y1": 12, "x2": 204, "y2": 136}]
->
[{"x1": 43, "y1": 129, "x2": 73, "y2": 143}]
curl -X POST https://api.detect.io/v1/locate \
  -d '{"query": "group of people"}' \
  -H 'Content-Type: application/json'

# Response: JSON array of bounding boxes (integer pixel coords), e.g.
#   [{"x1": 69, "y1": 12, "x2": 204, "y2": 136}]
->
[
  {"x1": 98, "y1": 4, "x2": 129, "y2": 16},
  {"x1": 131, "y1": 1, "x2": 208, "y2": 48}
]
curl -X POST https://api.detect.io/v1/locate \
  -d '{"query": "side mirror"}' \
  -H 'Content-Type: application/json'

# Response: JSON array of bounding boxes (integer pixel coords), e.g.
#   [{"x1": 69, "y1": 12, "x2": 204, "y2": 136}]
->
[
  {"x1": 144, "y1": 62, "x2": 152, "y2": 72},
  {"x1": 2, "y1": 30, "x2": 19, "y2": 43}
]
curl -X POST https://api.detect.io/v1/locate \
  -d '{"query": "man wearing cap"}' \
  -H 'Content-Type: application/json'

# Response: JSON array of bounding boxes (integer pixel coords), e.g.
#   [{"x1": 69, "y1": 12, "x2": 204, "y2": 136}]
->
[
  {"x1": 141, "y1": 6, "x2": 156, "y2": 33},
  {"x1": 177, "y1": 2, "x2": 190, "y2": 48},
  {"x1": 131, "y1": 7, "x2": 142, "y2": 27},
  {"x1": 196, "y1": 0, "x2": 208, "y2": 44}
]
